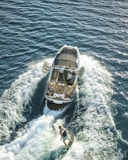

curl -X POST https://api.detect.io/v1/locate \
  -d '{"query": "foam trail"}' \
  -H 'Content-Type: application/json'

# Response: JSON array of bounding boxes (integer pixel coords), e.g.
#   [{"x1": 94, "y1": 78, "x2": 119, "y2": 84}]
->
[
  {"x1": 0, "y1": 58, "x2": 52, "y2": 143},
  {"x1": 0, "y1": 115, "x2": 65, "y2": 160},
  {"x1": 62, "y1": 55, "x2": 123, "y2": 160},
  {"x1": 0, "y1": 55, "x2": 124, "y2": 160}
]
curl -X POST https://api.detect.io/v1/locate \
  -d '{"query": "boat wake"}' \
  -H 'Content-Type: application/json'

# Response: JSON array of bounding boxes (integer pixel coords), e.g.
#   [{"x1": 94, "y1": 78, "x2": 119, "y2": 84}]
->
[
  {"x1": 0, "y1": 59, "x2": 51, "y2": 143},
  {"x1": 62, "y1": 55, "x2": 124, "y2": 160},
  {"x1": 0, "y1": 115, "x2": 57, "y2": 160},
  {"x1": 0, "y1": 55, "x2": 125, "y2": 159}
]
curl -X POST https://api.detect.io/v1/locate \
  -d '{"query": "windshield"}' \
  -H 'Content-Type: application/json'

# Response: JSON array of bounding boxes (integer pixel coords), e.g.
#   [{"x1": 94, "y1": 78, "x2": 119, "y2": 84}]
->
[{"x1": 50, "y1": 68, "x2": 76, "y2": 85}]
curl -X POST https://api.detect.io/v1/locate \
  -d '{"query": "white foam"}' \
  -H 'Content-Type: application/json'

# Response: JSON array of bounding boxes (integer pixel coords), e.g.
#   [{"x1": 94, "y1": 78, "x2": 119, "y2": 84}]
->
[
  {"x1": 0, "y1": 55, "x2": 124, "y2": 160},
  {"x1": 0, "y1": 115, "x2": 67, "y2": 160},
  {"x1": 66, "y1": 55, "x2": 123, "y2": 160},
  {"x1": 0, "y1": 58, "x2": 52, "y2": 142}
]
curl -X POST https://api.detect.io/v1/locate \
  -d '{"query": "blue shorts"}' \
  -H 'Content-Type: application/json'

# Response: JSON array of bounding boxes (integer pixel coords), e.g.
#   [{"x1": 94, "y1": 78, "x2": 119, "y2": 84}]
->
[{"x1": 63, "y1": 136, "x2": 67, "y2": 142}]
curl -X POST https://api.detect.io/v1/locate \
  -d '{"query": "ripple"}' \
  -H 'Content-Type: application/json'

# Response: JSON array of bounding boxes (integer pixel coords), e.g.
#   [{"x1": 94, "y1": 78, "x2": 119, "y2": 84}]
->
[{"x1": 0, "y1": 0, "x2": 128, "y2": 159}]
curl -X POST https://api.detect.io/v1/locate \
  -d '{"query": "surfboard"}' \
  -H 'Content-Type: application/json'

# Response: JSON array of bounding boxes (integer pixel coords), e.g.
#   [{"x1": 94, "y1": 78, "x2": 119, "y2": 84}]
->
[
  {"x1": 64, "y1": 132, "x2": 74, "y2": 150},
  {"x1": 78, "y1": 66, "x2": 85, "y2": 78}
]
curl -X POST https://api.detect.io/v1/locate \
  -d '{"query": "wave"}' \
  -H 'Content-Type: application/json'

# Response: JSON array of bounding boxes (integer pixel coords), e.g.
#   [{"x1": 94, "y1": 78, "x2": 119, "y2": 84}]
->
[
  {"x1": 0, "y1": 59, "x2": 52, "y2": 143},
  {"x1": 62, "y1": 55, "x2": 124, "y2": 160},
  {"x1": 0, "y1": 55, "x2": 125, "y2": 159}
]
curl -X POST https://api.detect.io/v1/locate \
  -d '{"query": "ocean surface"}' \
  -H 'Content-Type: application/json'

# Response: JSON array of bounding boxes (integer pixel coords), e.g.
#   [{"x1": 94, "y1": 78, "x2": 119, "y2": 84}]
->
[{"x1": 0, "y1": 0, "x2": 128, "y2": 159}]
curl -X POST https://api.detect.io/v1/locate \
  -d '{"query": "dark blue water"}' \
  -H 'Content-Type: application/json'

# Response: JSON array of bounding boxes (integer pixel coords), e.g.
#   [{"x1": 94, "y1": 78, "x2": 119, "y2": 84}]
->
[{"x1": 0, "y1": 0, "x2": 128, "y2": 159}]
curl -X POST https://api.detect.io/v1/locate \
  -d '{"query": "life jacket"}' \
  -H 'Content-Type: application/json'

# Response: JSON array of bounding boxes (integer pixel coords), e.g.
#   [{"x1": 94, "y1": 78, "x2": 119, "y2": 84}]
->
[{"x1": 61, "y1": 129, "x2": 67, "y2": 137}]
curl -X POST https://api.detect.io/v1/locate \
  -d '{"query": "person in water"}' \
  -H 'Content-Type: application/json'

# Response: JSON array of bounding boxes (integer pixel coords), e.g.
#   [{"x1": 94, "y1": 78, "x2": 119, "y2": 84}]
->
[{"x1": 59, "y1": 126, "x2": 72, "y2": 148}]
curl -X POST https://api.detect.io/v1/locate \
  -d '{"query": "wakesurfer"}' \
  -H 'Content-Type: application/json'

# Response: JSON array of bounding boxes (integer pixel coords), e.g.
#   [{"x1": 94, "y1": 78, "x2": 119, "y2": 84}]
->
[{"x1": 58, "y1": 125, "x2": 72, "y2": 149}]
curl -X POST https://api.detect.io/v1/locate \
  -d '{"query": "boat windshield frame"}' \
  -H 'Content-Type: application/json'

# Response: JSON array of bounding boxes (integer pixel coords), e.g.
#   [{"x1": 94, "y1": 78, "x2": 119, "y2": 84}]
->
[
  {"x1": 49, "y1": 66, "x2": 77, "y2": 84},
  {"x1": 53, "y1": 58, "x2": 78, "y2": 69}
]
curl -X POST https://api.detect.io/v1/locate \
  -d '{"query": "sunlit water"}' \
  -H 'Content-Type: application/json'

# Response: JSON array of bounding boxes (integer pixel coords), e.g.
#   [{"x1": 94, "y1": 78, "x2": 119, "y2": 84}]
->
[{"x1": 0, "y1": 0, "x2": 128, "y2": 159}]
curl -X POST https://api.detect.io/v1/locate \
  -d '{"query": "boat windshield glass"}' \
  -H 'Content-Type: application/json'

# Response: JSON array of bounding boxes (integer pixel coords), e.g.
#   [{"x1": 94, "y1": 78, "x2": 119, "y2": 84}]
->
[
  {"x1": 54, "y1": 59, "x2": 77, "y2": 68},
  {"x1": 50, "y1": 68, "x2": 76, "y2": 85}
]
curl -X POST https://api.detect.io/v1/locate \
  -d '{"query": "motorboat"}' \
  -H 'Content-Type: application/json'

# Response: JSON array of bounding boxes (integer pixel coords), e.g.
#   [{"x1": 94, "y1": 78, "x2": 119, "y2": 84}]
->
[{"x1": 43, "y1": 45, "x2": 84, "y2": 110}]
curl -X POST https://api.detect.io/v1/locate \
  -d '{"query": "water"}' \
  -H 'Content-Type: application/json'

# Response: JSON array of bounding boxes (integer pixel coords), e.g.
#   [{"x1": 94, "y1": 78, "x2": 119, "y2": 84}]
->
[{"x1": 0, "y1": 0, "x2": 128, "y2": 159}]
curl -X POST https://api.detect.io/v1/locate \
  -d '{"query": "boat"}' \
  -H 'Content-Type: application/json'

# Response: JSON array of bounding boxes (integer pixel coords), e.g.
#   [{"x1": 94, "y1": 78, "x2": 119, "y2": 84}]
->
[{"x1": 43, "y1": 45, "x2": 84, "y2": 110}]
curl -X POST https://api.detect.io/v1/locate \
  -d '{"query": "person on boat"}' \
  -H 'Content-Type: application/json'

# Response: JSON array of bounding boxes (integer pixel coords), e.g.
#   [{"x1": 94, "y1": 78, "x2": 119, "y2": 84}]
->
[
  {"x1": 59, "y1": 125, "x2": 72, "y2": 148},
  {"x1": 67, "y1": 72, "x2": 75, "y2": 85}
]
